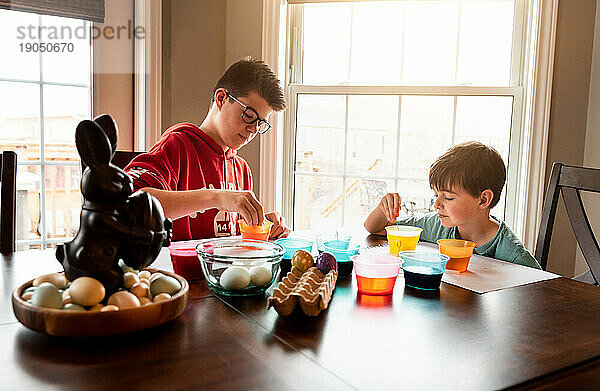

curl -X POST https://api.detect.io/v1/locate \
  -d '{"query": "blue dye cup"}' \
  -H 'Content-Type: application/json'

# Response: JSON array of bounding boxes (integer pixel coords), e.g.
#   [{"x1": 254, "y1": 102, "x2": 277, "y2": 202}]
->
[
  {"x1": 275, "y1": 238, "x2": 314, "y2": 260},
  {"x1": 323, "y1": 240, "x2": 360, "y2": 278},
  {"x1": 399, "y1": 251, "x2": 450, "y2": 290}
]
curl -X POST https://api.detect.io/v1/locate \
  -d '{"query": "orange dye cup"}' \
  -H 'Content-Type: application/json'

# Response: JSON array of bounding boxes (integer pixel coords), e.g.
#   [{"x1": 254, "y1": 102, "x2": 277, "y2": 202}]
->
[
  {"x1": 238, "y1": 219, "x2": 273, "y2": 241},
  {"x1": 437, "y1": 239, "x2": 476, "y2": 272}
]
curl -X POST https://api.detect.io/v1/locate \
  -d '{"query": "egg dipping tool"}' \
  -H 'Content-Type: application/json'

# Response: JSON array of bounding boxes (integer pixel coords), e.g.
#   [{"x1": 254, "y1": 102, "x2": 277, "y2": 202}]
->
[
  {"x1": 352, "y1": 254, "x2": 402, "y2": 295},
  {"x1": 399, "y1": 251, "x2": 449, "y2": 290}
]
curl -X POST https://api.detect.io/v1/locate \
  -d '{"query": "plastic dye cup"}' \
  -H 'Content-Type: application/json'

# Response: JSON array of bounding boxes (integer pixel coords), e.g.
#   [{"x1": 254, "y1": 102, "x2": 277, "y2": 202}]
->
[
  {"x1": 399, "y1": 251, "x2": 450, "y2": 290},
  {"x1": 385, "y1": 226, "x2": 423, "y2": 255},
  {"x1": 315, "y1": 232, "x2": 351, "y2": 254},
  {"x1": 275, "y1": 238, "x2": 314, "y2": 276},
  {"x1": 351, "y1": 254, "x2": 403, "y2": 295},
  {"x1": 437, "y1": 239, "x2": 476, "y2": 272},
  {"x1": 324, "y1": 240, "x2": 360, "y2": 278},
  {"x1": 169, "y1": 240, "x2": 205, "y2": 280},
  {"x1": 238, "y1": 220, "x2": 273, "y2": 241}
]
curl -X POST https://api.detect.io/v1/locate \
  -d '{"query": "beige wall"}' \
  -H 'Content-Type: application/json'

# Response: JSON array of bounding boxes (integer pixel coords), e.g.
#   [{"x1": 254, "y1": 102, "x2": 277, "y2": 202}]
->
[
  {"x1": 545, "y1": 0, "x2": 597, "y2": 276},
  {"x1": 577, "y1": 0, "x2": 600, "y2": 276},
  {"x1": 162, "y1": 0, "x2": 264, "y2": 195},
  {"x1": 162, "y1": 0, "x2": 226, "y2": 130},
  {"x1": 92, "y1": 0, "x2": 134, "y2": 150},
  {"x1": 226, "y1": 0, "x2": 264, "y2": 196}
]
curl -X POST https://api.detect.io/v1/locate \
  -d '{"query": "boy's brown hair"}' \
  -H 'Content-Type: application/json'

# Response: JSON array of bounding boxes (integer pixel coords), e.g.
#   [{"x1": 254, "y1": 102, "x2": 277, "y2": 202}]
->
[
  {"x1": 213, "y1": 56, "x2": 286, "y2": 112},
  {"x1": 429, "y1": 141, "x2": 506, "y2": 208}
]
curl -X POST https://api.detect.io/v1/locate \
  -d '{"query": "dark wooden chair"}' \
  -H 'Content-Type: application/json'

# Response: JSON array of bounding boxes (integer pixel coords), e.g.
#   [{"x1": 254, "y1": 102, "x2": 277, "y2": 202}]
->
[
  {"x1": 81, "y1": 151, "x2": 143, "y2": 171},
  {"x1": 1, "y1": 151, "x2": 17, "y2": 253},
  {"x1": 534, "y1": 162, "x2": 600, "y2": 285}
]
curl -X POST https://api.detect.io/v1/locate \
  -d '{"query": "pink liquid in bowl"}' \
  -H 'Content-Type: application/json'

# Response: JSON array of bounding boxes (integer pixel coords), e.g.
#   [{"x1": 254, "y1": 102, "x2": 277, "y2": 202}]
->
[{"x1": 169, "y1": 241, "x2": 204, "y2": 280}]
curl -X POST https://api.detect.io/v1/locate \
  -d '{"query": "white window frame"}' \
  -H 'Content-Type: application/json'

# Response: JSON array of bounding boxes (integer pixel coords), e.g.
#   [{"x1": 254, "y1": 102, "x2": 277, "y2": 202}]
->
[
  {"x1": 0, "y1": 13, "x2": 93, "y2": 249},
  {"x1": 260, "y1": 0, "x2": 557, "y2": 250}
]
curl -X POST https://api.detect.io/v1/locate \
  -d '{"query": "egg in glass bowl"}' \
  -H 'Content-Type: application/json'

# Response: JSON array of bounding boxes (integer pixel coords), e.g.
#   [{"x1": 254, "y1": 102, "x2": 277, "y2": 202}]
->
[{"x1": 196, "y1": 238, "x2": 284, "y2": 296}]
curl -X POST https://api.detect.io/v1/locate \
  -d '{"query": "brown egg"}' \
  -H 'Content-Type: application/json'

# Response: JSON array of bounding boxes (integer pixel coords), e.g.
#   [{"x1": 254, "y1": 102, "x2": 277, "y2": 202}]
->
[
  {"x1": 130, "y1": 282, "x2": 149, "y2": 298},
  {"x1": 153, "y1": 293, "x2": 171, "y2": 303},
  {"x1": 139, "y1": 297, "x2": 152, "y2": 306},
  {"x1": 21, "y1": 291, "x2": 33, "y2": 301},
  {"x1": 62, "y1": 289, "x2": 72, "y2": 305},
  {"x1": 123, "y1": 272, "x2": 140, "y2": 289},
  {"x1": 69, "y1": 277, "x2": 105, "y2": 306},
  {"x1": 107, "y1": 291, "x2": 141, "y2": 309},
  {"x1": 100, "y1": 305, "x2": 119, "y2": 312},
  {"x1": 89, "y1": 304, "x2": 104, "y2": 311},
  {"x1": 33, "y1": 273, "x2": 68, "y2": 289},
  {"x1": 138, "y1": 270, "x2": 152, "y2": 280}
]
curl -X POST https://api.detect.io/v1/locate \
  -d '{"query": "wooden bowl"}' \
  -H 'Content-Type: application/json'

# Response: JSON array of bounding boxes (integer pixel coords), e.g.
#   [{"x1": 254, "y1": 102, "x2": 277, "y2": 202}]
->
[{"x1": 11, "y1": 268, "x2": 189, "y2": 337}]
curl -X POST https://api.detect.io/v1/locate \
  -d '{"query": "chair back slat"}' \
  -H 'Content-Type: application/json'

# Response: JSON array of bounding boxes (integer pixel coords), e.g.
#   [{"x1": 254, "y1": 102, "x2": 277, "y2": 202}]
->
[
  {"x1": 534, "y1": 163, "x2": 562, "y2": 270},
  {"x1": 561, "y1": 187, "x2": 600, "y2": 283},
  {"x1": 558, "y1": 165, "x2": 600, "y2": 192},
  {"x1": 1, "y1": 151, "x2": 17, "y2": 253},
  {"x1": 81, "y1": 151, "x2": 143, "y2": 172},
  {"x1": 535, "y1": 162, "x2": 600, "y2": 285}
]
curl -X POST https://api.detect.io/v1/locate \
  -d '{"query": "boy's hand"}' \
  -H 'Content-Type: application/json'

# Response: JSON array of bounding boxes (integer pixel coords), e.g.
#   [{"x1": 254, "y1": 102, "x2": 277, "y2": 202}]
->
[
  {"x1": 378, "y1": 193, "x2": 401, "y2": 223},
  {"x1": 216, "y1": 190, "x2": 264, "y2": 226},
  {"x1": 266, "y1": 211, "x2": 290, "y2": 239}
]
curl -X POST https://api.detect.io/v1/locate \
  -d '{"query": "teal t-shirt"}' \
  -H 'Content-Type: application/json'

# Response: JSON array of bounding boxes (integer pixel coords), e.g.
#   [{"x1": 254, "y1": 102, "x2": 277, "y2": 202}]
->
[{"x1": 395, "y1": 212, "x2": 541, "y2": 269}]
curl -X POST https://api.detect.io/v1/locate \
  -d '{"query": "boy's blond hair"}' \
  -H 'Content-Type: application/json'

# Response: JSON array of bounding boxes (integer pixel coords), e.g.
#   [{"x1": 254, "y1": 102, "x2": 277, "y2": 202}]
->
[{"x1": 428, "y1": 141, "x2": 506, "y2": 208}]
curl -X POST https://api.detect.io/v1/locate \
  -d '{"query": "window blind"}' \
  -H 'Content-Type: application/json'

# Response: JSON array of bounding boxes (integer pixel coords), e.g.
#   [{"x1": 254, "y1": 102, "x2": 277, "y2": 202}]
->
[{"x1": 0, "y1": 0, "x2": 105, "y2": 22}]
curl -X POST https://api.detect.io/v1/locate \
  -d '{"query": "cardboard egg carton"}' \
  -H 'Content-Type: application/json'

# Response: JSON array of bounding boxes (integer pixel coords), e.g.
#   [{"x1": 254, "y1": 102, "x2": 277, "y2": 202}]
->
[{"x1": 268, "y1": 266, "x2": 338, "y2": 316}]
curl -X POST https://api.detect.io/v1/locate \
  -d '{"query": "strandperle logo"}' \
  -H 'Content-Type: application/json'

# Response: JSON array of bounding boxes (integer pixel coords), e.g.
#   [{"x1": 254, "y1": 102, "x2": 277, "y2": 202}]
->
[{"x1": 16, "y1": 19, "x2": 146, "y2": 40}]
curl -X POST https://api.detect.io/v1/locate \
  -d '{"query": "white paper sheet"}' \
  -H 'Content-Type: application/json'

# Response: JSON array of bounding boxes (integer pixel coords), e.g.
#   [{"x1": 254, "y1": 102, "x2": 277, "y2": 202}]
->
[{"x1": 360, "y1": 242, "x2": 560, "y2": 294}]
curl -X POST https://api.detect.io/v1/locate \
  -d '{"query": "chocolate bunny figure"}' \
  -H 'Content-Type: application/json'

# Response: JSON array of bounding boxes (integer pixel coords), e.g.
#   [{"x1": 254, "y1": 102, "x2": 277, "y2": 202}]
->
[{"x1": 56, "y1": 115, "x2": 172, "y2": 293}]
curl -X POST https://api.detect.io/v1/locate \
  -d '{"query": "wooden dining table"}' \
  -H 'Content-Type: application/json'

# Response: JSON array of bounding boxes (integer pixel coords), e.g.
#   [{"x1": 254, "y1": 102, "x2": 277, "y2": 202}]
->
[{"x1": 1, "y1": 234, "x2": 599, "y2": 390}]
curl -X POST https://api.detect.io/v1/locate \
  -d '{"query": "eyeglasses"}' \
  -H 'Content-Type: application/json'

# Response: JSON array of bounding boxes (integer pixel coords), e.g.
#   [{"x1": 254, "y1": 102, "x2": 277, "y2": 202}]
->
[{"x1": 226, "y1": 92, "x2": 272, "y2": 134}]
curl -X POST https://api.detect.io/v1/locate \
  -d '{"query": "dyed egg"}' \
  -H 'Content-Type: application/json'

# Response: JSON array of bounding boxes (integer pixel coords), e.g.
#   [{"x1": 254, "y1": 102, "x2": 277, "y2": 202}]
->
[
  {"x1": 220, "y1": 266, "x2": 251, "y2": 290},
  {"x1": 291, "y1": 250, "x2": 314, "y2": 272},
  {"x1": 31, "y1": 282, "x2": 63, "y2": 309},
  {"x1": 69, "y1": 277, "x2": 105, "y2": 307},
  {"x1": 33, "y1": 273, "x2": 67, "y2": 289},
  {"x1": 138, "y1": 270, "x2": 152, "y2": 280},
  {"x1": 62, "y1": 303, "x2": 86, "y2": 311},
  {"x1": 316, "y1": 251, "x2": 338, "y2": 274},
  {"x1": 150, "y1": 275, "x2": 181, "y2": 296},
  {"x1": 107, "y1": 291, "x2": 141, "y2": 309},
  {"x1": 250, "y1": 265, "x2": 272, "y2": 286}
]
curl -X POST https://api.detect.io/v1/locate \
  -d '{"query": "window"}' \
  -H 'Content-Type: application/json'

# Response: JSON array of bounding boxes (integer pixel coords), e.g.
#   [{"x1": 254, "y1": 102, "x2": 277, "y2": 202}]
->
[
  {"x1": 284, "y1": 0, "x2": 525, "y2": 231},
  {"x1": 0, "y1": 10, "x2": 91, "y2": 249}
]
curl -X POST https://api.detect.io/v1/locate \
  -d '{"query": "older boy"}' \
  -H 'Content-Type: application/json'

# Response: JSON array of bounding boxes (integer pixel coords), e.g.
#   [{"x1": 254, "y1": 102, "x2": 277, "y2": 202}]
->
[
  {"x1": 124, "y1": 57, "x2": 290, "y2": 241},
  {"x1": 364, "y1": 141, "x2": 540, "y2": 269}
]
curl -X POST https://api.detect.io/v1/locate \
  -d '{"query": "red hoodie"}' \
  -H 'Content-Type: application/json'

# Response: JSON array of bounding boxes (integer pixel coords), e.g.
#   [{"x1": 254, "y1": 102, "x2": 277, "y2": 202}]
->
[{"x1": 124, "y1": 123, "x2": 252, "y2": 241}]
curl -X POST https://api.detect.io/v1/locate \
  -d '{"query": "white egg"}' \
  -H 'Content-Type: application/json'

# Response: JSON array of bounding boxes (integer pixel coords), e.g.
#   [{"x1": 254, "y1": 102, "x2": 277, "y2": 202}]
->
[
  {"x1": 220, "y1": 266, "x2": 251, "y2": 290},
  {"x1": 250, "y1": 265, "x2": 272, "y2": 287}
]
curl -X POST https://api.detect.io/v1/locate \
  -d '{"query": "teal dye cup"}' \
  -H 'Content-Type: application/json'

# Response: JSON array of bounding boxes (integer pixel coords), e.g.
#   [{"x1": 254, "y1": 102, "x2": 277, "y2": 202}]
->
[
  {"x1": 323, "y1": 240, "x2": 360, "y2": 278},
  {"x1": 399, "y1": 251, "x2": 450, "y2": 291}
]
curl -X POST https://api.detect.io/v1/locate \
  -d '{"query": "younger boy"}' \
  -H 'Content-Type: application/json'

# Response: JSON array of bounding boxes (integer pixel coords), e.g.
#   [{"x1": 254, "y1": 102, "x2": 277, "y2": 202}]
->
[
  {"x1": 364, "y1": 141, "x2": 540, "y2": 269},
  {"x1": 124, "y1": 57, "x2": 290, "y2": 241}
]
